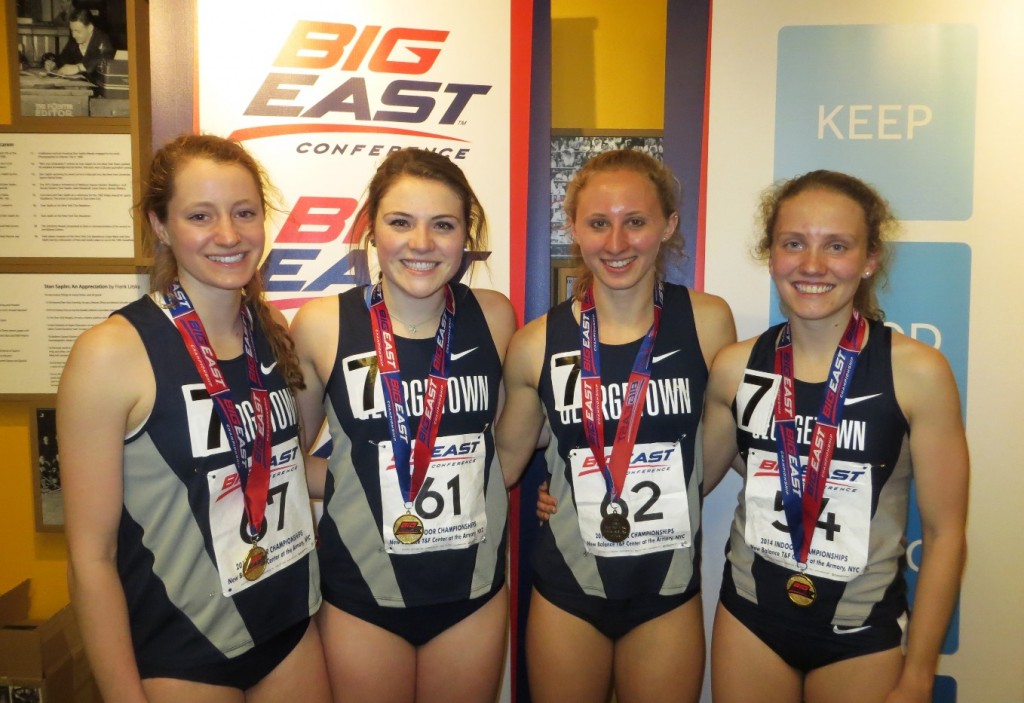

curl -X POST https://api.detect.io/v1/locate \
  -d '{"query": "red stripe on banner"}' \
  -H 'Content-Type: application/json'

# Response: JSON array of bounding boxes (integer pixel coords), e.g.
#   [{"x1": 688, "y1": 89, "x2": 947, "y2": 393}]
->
[
  {"x1": 192, "y1": 14, "x2": 200, "y2": 133},
  {"x1": 509, "y1": 2, "x2": 534, "y2": 696},
  {"x1": 266, "y1": 297, "x2": 311, "y2": 312},
  {"x1": 696, "y1": 1, "x2": 714, "y2": 292},
  {"x1": 509, "y1": 0, "x2": 532, "y2": 328},
  {"x1": 226, "y1": 123, "x2": 470, "y2": 143}
]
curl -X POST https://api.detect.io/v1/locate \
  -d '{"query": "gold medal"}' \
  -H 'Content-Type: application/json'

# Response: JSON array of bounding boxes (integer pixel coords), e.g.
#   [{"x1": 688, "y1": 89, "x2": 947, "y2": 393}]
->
[
  {"x1": 393, "y1": 512, "x2": 425, "y2": 545},
  {"x1": 786, "y1": 572, "x2": 816, "y2": 606},
  {"x1": 242, "y1": 544, "x2": 267, "y2": 582}
]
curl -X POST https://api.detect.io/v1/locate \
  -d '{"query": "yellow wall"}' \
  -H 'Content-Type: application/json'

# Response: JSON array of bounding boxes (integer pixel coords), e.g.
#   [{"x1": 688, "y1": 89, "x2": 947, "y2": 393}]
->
[
  {"x1": 1, "y1": 1, "x2": 11, "y2": 124},
  {"x1": 551, "y1": 0, "x2": 666, "y2": 130},
  {"x1": 0, "y1": 403, "x2": 69, "y2": 618}
]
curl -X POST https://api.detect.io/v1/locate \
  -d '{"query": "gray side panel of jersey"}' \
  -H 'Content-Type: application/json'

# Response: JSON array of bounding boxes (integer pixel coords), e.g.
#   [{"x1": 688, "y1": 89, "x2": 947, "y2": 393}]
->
[
  {"x1": 544, "y1": 436, "x2": 607, "y2": 598},
  {"x1": 833, "y1": 436, "x2": 912, "y2": 625},
  {"x1": 123, "y1": 434, "x2": 252, "y2": 656},
  {"x1": 660, "y1": 426, "x2": 702, "y2": 595},
  {"x1": 472, "y1": 443, "x2": 508, "y2": 597},
  {"x1": 324, "y1": 400, "x2": 405, "y2": 606}
]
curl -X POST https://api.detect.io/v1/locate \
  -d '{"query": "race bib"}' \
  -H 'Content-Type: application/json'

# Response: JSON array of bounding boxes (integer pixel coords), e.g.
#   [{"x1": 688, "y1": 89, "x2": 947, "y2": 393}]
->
[
  {"x1": 571, "y1": 441, "x2": 691, "y2": 557},
  {"x1": 207, "y1": 438, "x2": 316, "y2": 596},
  {"x1": 743, "y1": 448, "x2": 872, "y2": 581},
  {"x1": 379, "y1": 432, "x2": 488, "y2": 554}
]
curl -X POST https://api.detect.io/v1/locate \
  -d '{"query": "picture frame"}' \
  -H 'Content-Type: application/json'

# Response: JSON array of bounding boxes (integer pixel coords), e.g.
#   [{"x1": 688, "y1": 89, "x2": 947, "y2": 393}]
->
[
  {"x1": 30, "y1": 400, "x2": 62, "y2": 531},
  {"x1": 551, "y1": 256, "x2": 579, "y2": 308},
  {"x1": 14, "y1": 0, "x2": 132, "y2": 120}
]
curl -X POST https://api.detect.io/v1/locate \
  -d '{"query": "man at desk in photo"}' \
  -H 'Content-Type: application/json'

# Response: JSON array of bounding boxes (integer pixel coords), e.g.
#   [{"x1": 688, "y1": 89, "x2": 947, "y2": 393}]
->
[{"x1": 44, "y1": 9, "x2": 113, "y2": 82}]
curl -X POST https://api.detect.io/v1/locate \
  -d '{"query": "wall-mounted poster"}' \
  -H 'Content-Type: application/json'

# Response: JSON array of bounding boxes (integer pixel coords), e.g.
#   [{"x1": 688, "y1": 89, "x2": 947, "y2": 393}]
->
[
  {"x1": 196, "y1": 1, "x2": 529, "y2": 318},
  {"x1": 15, "y1": 0, "x2": 131, "y2": 118},
  {"x1": 0, "y1": 133, "x2": 134, "y2": 258},
  {"x1": 0, "y1": 273, "x2": 147, "y2": 395}
]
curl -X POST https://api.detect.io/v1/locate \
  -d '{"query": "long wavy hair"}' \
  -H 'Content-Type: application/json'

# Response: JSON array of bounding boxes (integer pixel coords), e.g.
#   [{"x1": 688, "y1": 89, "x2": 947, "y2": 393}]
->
[{"x1": 140, "y1": 134, "x2": 304, "y2": 390}]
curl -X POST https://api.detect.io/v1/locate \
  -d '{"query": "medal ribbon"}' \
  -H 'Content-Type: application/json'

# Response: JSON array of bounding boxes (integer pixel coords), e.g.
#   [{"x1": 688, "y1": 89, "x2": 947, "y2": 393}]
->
[
  {"x1": 165, "y1": 280, "x2": 272, "y2": 540},
  {"x1": 368, "y1": 283, "x2": 455, "y2": 504},
  {"x1": 773, "y1": 312, "x2": 866, "y2": 566},
  {"x1": 579, "y1": 282, "x2": 663, "y2": 504}
]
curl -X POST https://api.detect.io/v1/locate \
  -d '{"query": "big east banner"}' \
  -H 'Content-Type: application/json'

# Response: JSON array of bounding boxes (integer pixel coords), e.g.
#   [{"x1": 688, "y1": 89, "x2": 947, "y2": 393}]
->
[{"x1": 196, "y1": 2, "x2": 521, "y2": 315}]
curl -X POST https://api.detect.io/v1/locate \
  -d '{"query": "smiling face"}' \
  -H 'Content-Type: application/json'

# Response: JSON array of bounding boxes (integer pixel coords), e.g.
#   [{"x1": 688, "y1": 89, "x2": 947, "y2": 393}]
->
[
  {"x1": 149, "y1": 158, "x2": 265, "y2": 300},
  {"x1": 570, "y1": 169, "x2": 677, "y2": 296},
  {"x1": 769, "y1": 187, "x2": 878, "y2": 325},
  {"x1": 373, "y1": 175, "x2": 467, "y2": 307}
]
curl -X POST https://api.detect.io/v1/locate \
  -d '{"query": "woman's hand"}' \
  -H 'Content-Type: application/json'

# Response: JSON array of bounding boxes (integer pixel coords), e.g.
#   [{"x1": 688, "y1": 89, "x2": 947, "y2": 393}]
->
[{"x1": 536, "y1": 481, "x2": 558, "y2": 523}]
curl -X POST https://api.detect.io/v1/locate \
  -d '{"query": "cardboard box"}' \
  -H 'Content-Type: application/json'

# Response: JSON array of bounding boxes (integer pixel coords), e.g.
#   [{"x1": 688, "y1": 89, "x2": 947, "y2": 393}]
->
[{"x1": 0, "y1": 581, "x2": 97, "y2": 702}]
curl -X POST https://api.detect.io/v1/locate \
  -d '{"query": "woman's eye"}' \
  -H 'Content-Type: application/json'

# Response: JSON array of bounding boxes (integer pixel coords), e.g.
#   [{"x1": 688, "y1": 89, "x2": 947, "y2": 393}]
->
[
  {"x1": 236, "y1": 209, "x2": 258, "y2": 220},
  {"x1": 386, "y1": 217, "x2": 410, "y2": 228},
  {"x1": 628, "y1": 218, "x2": 647, "y2": 228},
  {"x1": 187, "y1": 213, "x2": 209, "y2": 223},
  {"x1": 435, "y1": 220, "x2": 456, "y2": 232}
]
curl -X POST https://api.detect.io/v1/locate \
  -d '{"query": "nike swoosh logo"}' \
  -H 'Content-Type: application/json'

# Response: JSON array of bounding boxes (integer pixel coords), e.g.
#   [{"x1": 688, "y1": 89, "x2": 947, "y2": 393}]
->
[
  {"x1": 652, "y1": 350, "x2": 680, "y2": 364},
  {"x1": 451, "y1": 347, "x2": 478, "y2": 361},
  {"x1": 260, "y1": 361, "x2": 278, "y2": 375},
  {"x1": 845, "y1": 393, "x2": 881, "y2": 406},
  {"x1": 833, "y1": 625, "x2": 872, "y2": 635}
]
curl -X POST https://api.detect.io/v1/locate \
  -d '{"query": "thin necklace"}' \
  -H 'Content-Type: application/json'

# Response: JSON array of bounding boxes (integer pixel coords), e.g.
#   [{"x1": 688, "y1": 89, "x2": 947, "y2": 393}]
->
[{"x1": 388, "y1": 301, "x2": 444, "y2": 335}]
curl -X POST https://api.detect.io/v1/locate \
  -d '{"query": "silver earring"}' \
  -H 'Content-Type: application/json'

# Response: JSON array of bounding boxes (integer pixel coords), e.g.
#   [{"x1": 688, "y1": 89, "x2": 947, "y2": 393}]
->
[{"x1": 863, "y1": 270, "x2": 872, "y2": 278}]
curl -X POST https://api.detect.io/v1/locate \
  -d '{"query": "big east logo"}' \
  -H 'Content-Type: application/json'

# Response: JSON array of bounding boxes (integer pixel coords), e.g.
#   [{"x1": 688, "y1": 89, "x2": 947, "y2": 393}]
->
[{"x1": 244, "y1": 22, "x2": 492, "y2": 130}]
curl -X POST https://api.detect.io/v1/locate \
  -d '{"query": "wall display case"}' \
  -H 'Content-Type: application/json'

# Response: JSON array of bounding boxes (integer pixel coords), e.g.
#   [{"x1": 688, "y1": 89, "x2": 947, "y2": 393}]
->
[
  {"x1": 2, "y1": 1, "x2": 151, "y2": 538},
  {"x1": 1, "y1": 0, "x2": 150, "y2": 405}
]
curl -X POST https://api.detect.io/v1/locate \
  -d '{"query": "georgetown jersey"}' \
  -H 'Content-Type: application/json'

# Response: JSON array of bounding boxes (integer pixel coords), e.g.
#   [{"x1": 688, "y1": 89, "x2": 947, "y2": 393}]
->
[
  {"x1": 116, "y1": 296, "x2": 319, "y2": 672},
  {"x1": 725, "y1": 320, "x2": 912, "y2": 626},
  {"x1": 535, "y1": 284, "x2": 708, "y2": 599},
  {"x1": 319, "y1": 284, "x2": 507, "y2": 608}
]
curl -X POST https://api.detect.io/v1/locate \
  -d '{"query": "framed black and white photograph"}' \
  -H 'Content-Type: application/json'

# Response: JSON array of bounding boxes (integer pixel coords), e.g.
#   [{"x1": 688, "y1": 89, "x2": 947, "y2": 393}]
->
[
  {"x1": 15, "y1": 0, "x2": 131, "y2": 118},
  {"x1": 31, "y1": 403, "x2": 62, "y2": 531}
]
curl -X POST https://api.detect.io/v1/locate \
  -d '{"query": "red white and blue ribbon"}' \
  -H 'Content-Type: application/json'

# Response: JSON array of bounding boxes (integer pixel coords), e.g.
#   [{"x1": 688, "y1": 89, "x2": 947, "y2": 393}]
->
[
  {"x1": 579, "y1": 282, "x2": 663, "y2": 505},
  {"x1": 773, "y1": 312, "x2": 866, "y2": 566}
]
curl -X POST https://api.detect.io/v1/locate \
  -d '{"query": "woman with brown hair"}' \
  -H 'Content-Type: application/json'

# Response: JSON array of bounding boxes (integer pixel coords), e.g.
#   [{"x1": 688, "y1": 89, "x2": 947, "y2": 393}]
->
[
  {"x1": 498, "y1": 149, "x2": 736, "y2": 702},
  {"x1": 291, "y1": 147, "x2": 516, "y2": 702},
  {"x1": 59, "y1": 134, "x2": 329, "y2": 702}
]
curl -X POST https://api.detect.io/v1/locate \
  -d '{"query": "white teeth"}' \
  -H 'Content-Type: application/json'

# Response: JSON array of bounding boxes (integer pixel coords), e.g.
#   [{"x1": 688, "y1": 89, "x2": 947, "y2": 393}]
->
[
  {"x1": 605, "y1": 258, "x2": 635, "y2": 269},
  {"x1": 209, "y1": 253, "x2": 244, "y2": 264},
  {"x1": 794, "y1": 283, "x2": 834, "y2": 294},
  {"x1": 403, "y1": 260, "x2": 439, "y2": 271}
]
